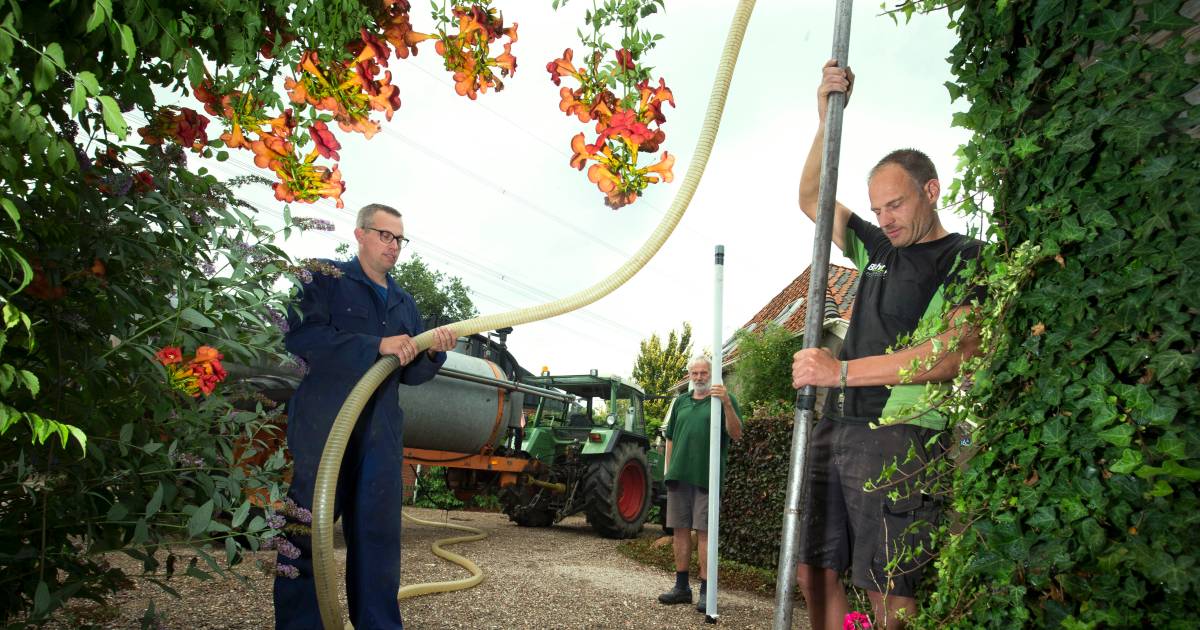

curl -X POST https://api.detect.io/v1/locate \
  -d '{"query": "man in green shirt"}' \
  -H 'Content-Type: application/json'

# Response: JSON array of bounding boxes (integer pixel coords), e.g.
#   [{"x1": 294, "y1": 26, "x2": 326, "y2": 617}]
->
[{"x1": 657, "y1": 356, "x2": 743, "y2": 614}]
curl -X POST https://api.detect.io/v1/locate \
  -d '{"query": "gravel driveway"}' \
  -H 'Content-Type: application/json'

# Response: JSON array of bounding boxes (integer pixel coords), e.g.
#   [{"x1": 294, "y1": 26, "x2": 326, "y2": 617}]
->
[{"x1": 47, "y1": 507, "x2": 808, "y2": 629}]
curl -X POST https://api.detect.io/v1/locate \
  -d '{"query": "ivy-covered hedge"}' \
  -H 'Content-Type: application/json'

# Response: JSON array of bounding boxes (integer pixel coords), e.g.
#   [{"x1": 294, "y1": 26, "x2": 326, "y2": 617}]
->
[
  {"x1": 896, "y1": 1, "x2": 1199, "y2": 627},
  {"x1": 719, "y1": 413, "x2": 792, "y2": 571}
]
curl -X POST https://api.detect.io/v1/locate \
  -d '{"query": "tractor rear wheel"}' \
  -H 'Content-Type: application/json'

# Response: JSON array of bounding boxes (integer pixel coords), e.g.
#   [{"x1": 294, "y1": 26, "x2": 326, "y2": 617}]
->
[{"x1": 584, "y1": 441, "x2": 651, "y2": 539}]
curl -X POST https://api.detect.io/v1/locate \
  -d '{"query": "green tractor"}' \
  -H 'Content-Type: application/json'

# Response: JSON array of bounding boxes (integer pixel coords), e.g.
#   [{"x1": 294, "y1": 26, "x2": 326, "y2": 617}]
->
[{"x1": 501, "y1": 373, "x2": 667, "y2": 539}]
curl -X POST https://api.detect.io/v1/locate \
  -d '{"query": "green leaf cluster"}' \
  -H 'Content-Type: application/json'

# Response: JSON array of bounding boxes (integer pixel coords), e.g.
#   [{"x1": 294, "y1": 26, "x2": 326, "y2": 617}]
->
[
  {"x1": 887, "y1": 1, "x2": 1199, "y2": 627},
  {"x1": 729, "y1": 323, "x2": 804, "y2": 413}
]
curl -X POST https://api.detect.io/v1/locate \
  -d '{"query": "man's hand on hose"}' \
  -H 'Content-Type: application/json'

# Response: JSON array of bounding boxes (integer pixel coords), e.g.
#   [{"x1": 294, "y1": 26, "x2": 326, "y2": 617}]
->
[
  {"x1": 380, "y1": 334, "x2": 421, "y2": 365},
  {"x1": 818, "y1": 58, "x2": 854, "y2": 123},
  {"x1": 792, "y1": 347, "x2": 840, "y2": 389},
  {"x1": 426, "y1": 326, "x2": 457, "y2": 357}
]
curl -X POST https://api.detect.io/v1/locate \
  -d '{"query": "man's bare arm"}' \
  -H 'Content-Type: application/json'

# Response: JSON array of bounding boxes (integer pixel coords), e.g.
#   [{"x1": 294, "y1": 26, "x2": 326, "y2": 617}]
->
[
  {"x1": 792, "y1": 306, "x2": 981, "y2": 389},
  {"x1": 799, "y1": 59, "x2": 856, "y2": 253}
]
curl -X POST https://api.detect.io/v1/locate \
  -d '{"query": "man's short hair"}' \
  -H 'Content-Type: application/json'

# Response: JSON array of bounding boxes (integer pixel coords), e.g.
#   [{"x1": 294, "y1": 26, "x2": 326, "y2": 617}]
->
[
  {"x1": 688, "y1": 356, "x2": 711, "y2": 370},
  {"x1": 868, "y1": 149, "x2": 938, "y2": 189},
  {"x1": 356, "y1": 203, "x2": 402, "y2": 228}
]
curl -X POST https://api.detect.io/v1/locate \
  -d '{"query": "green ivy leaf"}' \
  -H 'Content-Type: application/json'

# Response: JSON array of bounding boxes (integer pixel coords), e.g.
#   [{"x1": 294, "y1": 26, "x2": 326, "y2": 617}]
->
[
  {"x1": 1097, "y1": 423, "x2": 1133, "y2": 447},
  {"x1": 1161, "y1": 460, "x2": 1200, "y2": 482},
  {"x1": 1150, "y1": 350, "x2": 1195, "y2": 382},
  {"x1": 1108, "y1": 448, "x2": 1142, "y2": 474}
]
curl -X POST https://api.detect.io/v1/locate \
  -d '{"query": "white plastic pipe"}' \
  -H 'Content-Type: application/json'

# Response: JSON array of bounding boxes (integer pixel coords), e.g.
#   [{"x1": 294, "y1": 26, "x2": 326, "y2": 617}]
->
[{"x1": 705, "y1": 244, "x2": 724, "y2": 623}]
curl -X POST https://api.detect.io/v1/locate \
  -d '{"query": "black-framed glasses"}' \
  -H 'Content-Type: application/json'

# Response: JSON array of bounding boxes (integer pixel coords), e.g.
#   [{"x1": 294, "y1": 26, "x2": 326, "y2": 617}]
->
[{"x1": 363, "y1": 226, "x2": 410, "y2": 248}]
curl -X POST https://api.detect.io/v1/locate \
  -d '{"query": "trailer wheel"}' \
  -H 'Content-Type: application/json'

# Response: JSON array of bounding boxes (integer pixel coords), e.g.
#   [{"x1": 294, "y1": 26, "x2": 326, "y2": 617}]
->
[{"x1": 584, "y1": 441, "x2": 651, "y2": 539}]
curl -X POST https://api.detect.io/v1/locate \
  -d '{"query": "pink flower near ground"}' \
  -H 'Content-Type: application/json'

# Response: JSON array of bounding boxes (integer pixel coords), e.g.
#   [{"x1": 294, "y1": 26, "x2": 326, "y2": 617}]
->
[{"x1": 844, "y1": 611, "x2": 871, "y2": 630}]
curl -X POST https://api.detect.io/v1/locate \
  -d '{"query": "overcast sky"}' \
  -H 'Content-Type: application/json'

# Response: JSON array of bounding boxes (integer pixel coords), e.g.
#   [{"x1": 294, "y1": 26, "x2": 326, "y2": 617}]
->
[{"x1": 195, "y1": 0, "x2": 979, "y2": 379}]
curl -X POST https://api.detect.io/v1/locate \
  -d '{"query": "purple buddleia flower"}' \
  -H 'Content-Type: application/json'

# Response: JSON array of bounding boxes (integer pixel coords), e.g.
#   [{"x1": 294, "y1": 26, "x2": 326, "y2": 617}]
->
[
  {"x1": 75, "y1": 147, "x2": 92, "y2": 172},
  {"x1": 261, "y1": 536, "x2": 278, "y2": 551},
  {"x1": 267, "y1": 513, "x2": 287, "y2": 530},
  {"x1": 282, "y1": 498, "x2": 313, "y2": 524},
  {"x1": 266, "y1": 306, "x2": 289, "y2": 333},
  {"x1": 276, "y1": 538, "x2": 301, "y2": 560},
  {"x1": 103, "y1": 173, "x2": 133, "y2": 196},
  {"x1": 276, "y1": 563, "x2": 300, "y2": 579},
  {"x1": 200, "y1": 260, "x2": 216, "y2": 276},
  {"x1": 233, "y1": 240, "x2": 255, "y2": 258},
  {"x1": 298, "y1": 268, "x2": 313, "y2": 284},
  {"x1": 294, "y1": 217, "x2": 336, "y2": 231},
  {"x1": 288, "y1": 355, "x2": 309, "y2": 377}
]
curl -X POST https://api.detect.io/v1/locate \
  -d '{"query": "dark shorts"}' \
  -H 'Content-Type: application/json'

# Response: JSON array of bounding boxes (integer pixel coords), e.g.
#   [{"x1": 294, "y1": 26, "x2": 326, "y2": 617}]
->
[
  {"x1": 797, "y1": 419, "x2": 946, "y2": 598},
  {"x1": 665, "y1": 481, "x2": 709, "y2": 531}
]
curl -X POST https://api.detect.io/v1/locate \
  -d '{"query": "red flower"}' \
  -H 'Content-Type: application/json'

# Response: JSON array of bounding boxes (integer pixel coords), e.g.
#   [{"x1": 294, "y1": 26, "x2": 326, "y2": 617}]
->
[
  {"x1": 133, "y1": 170, "x2": 155, "y2": 193},
  {"x1": 546, "y1": 48, "x2": 579, "y2": 86},
  {"x1": 175, "y1": 108, "x2": 209, "y2": 148},
  {"x1": 310, "y1": 121, "x2": 341, "y2": 160},
  {"x1": 615, "y1": 48, "x2": 634, "y2": 71},
  {"x1": 156, "y1": 346, "x2": 183, "y2": 366},
  {"x1": 192, "y1": 81, "x2": 222, "y2": 117},
  {"x1": 353, "y1": 29, "x2": 392, "y2": 66}
]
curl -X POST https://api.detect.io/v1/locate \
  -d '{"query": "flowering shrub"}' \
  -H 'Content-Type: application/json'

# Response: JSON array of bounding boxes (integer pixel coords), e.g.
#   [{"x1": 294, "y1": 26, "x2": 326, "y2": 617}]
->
[{"x1": 0, "y1": 0, "x2": 667, "y2": 621}]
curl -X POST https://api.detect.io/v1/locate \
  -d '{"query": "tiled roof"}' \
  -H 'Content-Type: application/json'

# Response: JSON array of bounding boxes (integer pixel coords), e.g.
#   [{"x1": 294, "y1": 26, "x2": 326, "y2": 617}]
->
[{"x1": 736, "y1": 263, "x2": 859, "y2": 340}]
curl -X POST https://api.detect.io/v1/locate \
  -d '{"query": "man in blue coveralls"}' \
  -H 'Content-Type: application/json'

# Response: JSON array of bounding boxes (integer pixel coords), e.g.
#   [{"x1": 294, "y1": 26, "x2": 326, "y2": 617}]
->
[{"x1": 274, "y1": 203, "x2": 457, "y2": 629}]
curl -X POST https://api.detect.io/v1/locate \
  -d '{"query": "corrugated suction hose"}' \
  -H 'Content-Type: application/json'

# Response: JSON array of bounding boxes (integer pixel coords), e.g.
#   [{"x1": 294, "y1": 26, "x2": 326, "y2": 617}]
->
[
  {"x1": 312, "y1": 1, "x2": 758, "y2": 626},
  {"x1": 396, "y1": 510, "x2": 486, "y2": 599}
]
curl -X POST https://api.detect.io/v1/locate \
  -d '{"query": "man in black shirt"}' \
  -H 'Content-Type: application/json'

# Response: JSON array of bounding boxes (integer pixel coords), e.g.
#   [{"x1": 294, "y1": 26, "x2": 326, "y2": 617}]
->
[{"x1": 791, "y1": 60, "x2": 983, "y2": 630}]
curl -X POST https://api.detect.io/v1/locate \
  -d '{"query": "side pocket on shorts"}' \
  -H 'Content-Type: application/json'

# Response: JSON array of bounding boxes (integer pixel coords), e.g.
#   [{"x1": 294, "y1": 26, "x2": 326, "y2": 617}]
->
[{"x1": 879, "y1": 492, "x2": 938, "y2": 577}]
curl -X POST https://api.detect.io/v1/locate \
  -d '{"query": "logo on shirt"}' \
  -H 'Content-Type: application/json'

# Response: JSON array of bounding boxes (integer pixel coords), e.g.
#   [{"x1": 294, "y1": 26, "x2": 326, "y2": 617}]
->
[{"x1": 865, "y1": 262, "x2": 888, "y2": 277}]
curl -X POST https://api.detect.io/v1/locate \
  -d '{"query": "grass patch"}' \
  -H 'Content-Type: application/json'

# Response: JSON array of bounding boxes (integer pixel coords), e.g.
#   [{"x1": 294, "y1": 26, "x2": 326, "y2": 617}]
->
[{"x1": 616, "y1": 533, "x2": 785, "y2": 599}]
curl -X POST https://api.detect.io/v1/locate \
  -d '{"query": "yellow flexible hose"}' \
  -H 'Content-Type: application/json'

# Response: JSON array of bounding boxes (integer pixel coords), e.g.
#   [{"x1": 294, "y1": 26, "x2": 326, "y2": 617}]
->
[
  {"x1": 396, "y1": 510, "x2": 487, "y2": 600},
  {"x1": 312, "y1": 2, "x2": 758, "y2": 627}
]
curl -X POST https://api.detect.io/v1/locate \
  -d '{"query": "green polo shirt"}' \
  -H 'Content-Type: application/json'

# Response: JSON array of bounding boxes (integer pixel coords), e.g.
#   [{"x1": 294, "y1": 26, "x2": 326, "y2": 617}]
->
[{"x1": 664, "y1": 392, "x2": 742, "y2": 489}]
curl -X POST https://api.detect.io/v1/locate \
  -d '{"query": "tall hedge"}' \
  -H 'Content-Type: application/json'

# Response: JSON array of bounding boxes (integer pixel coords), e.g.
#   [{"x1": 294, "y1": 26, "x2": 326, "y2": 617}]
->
[
  {"x1": 719, "y1": 413, "x2": 792, "y2": 571},
  {"x1": 897, "y1": 1, "x2": 1199, "y2": 627}
]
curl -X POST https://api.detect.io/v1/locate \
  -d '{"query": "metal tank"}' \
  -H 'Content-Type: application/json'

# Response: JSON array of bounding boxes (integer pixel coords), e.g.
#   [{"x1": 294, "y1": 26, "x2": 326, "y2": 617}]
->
[{"x1": 399, "y1": 351, "x2": 527, "y2": 454}]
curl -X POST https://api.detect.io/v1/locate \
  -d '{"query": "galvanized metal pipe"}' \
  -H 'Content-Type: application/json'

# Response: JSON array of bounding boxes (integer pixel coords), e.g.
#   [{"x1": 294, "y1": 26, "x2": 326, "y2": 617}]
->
[
  {"x1": 435, "y1": 366, "x2": 573, "y2": 402},
  {"x1": 706, "y1": 245, "x2": 725, "y2": 623},
  {"x1": 772, "y1": 2, "x2": 853, "y2": 628}
]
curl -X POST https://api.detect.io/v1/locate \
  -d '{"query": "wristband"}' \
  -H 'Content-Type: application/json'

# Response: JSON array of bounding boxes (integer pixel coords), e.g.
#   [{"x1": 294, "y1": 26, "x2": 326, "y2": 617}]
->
[{"x1": 839, "y1": 360, "x2": 849, "y2": 390}]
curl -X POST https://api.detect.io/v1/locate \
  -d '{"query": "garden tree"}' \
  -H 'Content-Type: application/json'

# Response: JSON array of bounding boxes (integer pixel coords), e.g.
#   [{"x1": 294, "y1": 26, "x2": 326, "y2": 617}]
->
[
  {"x1": 729, "y1": 323, "x2": 803, "y2": 415},
  {"x1": 0, "y1": 0, "x2": 675, "y2": 621},
  {"x1": 880, "y1": 2, "x2": 1197, "y2": 627},
  {"x1": 391, "y1": 254, "x2": 479, "y2": 327},
  {"x1": 631, "y1": 321, "x2": 691, "y2": 431}
]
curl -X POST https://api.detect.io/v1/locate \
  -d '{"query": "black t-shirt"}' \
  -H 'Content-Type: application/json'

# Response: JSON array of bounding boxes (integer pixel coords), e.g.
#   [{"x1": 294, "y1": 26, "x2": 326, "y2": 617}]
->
[{"x1": 825, "y1": 214, "x2": 984, "y2": 428}]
